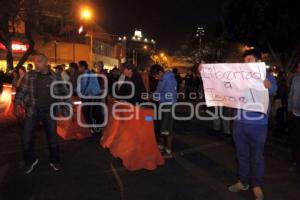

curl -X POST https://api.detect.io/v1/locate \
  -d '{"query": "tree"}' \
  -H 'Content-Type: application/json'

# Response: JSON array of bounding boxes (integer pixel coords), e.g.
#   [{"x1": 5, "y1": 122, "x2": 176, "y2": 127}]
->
[
  {"x1": 0, "y1": 0, "x2": 74, "y2": 72},
  {"x1": 223, "y1": 0, "x2": 300, "y2": 72},
  {"x1": 0, "y1": 0, "x2": 39, "y2": 71}
]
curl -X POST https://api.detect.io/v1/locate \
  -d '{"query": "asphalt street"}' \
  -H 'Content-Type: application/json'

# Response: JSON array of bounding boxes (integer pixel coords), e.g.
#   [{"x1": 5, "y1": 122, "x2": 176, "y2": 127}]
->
[{"x1": 0, "y1": 116, "x2": 299, "y2": 200}]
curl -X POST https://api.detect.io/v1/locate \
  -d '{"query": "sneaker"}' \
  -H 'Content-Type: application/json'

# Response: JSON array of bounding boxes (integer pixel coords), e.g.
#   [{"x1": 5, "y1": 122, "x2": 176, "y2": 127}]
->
[
  {"x1": 164, "y1": 149, "x2": 173, "y2": 159},
  {"x1": 49, "y1": 162, "x2": 62, "y2": 172},
  {"x1": 24, "y1": 159, "x2": 39, "y2": 175},
  {"x1": 158, "y1": 145, "x2": 165, "y2": 152},
  {"x1": 228, "y1": 181, "x2": 249, "y2": 192},
  {"x1": 161, "y1": 131, "x2": 170, "y2": 136},
  {"x1": 253, "y1": 187, "x2": 264, "y2": 200}
]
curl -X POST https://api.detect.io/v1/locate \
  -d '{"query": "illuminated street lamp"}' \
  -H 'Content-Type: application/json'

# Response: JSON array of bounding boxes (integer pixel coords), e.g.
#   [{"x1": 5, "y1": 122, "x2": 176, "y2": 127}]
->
[
  {"x1": 79, "y1": 6, "x2": 94, "y2": 64},
  {"x1": 80, "y1": 7, "x2": 93, "y2": 21}
]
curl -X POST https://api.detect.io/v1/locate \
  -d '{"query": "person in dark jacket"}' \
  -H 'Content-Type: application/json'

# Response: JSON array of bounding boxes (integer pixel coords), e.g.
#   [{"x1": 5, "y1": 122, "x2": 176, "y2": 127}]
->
[
  {"x1": 116, "y1": 64, "x2": 146, "y2": 105},
  {"x1": 14, "y1": 54, "x2": 70, "y2": 174}
]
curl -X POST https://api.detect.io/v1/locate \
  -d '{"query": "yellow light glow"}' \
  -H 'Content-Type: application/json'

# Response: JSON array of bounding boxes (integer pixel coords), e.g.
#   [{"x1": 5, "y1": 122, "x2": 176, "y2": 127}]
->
[
  {"x1": 143, "y1": 45, "x2": 148, "y2": 50},
  {"x1": 80, "y1": 7, "x2": 93, "y2": 21},
  {"x1": 160, "y1": 53, "x2": 165, "y2": 57},
  {"x1": 0, "y1": 85, "x2": 12, "y2": 104}
]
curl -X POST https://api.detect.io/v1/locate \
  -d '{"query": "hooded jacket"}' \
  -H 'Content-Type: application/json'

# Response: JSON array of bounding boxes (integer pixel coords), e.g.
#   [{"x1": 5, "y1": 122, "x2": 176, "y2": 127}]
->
[{"x1": 154, "y1": 71, "x2": 177, "y2": 104}]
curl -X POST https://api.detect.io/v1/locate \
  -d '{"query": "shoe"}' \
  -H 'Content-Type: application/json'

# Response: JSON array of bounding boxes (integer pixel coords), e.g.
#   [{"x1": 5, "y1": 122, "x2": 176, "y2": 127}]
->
[
  {"x1": 49, "y1": 162, "x2": 62, "y2": 172},
  {"x1": 164, "y1": 149, "x2": 173, "y2": 159},
  {"x1": 24, "y1": 159, "x2": 39, "y2": 175},
  {"x1": 228, "y1": 181, "x2": 249, "y2": 192},
  {"x1": 161, "y1": 131, "x2": 170, "y2": 136},
  {"x1": 158, "y1": 145, "x2": 165, "y2": 152},
  {"x1": 253, "y1": 187, "x2": 264, "y2": 200}
]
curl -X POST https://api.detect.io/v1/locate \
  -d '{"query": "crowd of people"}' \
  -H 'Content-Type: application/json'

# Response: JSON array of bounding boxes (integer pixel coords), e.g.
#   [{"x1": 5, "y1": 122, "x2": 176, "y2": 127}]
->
[
  {"x1": 0, "y1": 49, "x2": 299, "y2": 200},
  {"x1": 2, "y1": 54, "x2": 177, "y2": 174}
]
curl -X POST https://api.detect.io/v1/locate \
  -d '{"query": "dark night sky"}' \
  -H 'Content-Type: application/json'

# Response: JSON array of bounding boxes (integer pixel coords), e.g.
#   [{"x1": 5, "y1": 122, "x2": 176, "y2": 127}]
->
[{"x1": 95, "y1": 0, "x2": 223, "y2": 53}]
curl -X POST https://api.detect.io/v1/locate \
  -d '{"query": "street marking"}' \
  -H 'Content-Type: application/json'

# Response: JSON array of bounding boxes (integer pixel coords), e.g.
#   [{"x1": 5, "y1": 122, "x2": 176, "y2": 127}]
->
[
  {"x1": 111, "y1": 163, "x2": 125, "y2": 200},
  {"x1": 104, "y1": 142, "x2": 225, "y2": 173},
  {"x1": 173, "y1": 141, "x2": 225, "y2": 158}
]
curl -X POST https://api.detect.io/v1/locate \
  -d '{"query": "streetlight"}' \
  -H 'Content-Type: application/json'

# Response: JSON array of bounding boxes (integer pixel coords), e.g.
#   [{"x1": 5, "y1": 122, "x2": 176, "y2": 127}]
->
[
  {"x1": 80, "y1": 7, "x2": 93, "y2": 21},
  {"x1": 79, "y1": 6, "x2": 94, "y2": 65}
]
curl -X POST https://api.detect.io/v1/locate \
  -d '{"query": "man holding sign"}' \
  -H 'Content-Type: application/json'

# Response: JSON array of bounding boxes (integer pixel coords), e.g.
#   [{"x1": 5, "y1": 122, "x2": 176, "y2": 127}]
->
[{"x1": 200, "y1": 49, "x2": 277, "y2": 200}]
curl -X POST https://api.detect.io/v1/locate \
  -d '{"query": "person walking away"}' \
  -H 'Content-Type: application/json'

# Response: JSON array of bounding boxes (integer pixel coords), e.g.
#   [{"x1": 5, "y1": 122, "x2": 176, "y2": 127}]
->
[
  {"x1": 77, "y1": 61, "x2": 102, "y2": 134},
  {"x1": 288, "y1": 64, "x2": 300, "y2": 172},
  {"x1": 14, "y1": 54, "x2": 69, "y2": 174},
  {"x1": 151, "y1": 65, "x2": 177, "y2": 158},
  {"x1": 228, "y1": 49, "x2": 277, "y2": 200}
]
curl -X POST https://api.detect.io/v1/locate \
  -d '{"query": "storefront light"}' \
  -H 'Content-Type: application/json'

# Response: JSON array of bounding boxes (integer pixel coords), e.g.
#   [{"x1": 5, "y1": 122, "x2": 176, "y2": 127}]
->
[{"x1": 0, "y1": 42, "x2": 28, "y2": 53}]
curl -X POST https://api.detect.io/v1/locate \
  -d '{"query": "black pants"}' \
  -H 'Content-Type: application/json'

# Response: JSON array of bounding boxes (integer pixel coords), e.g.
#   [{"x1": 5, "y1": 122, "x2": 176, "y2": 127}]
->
[
  {"x1": 81, "y1": 99, "x2": 104, "y2": 129},
  {"x1": 23, "y1": 109, "x2": 60, "y2": 165},
  {"x1": 290, "y1": 115, "x2": 300, "y2": 165}
]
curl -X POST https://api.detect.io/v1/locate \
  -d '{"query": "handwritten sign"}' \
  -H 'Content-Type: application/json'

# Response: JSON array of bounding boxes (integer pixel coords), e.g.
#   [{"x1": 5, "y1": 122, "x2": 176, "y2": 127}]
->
[{"x1": 199, "y1": 63, "x2": 269, "y2": 114}]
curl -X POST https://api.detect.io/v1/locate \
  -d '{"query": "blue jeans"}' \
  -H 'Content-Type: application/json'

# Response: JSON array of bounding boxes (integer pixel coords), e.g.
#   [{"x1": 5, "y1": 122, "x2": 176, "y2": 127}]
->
[
  {"x1": 22, "y1": 109, "x2": 60, "y2": 165},
  {"x1": 233, "y1": 121, "x2": 268, "y2": 187}
]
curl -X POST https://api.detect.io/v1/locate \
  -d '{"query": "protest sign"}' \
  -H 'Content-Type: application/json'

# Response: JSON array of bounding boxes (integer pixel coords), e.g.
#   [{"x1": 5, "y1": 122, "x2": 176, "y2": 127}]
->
[{"x1": 199, "y1": 63, "x2": 269, "y2": 114}]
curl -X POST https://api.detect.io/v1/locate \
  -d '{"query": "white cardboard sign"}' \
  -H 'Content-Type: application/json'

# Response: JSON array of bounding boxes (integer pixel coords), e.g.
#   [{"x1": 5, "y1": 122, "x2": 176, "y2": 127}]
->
[{"x1": 199, "y1": 63, "x2": 269, "y2": 114}]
